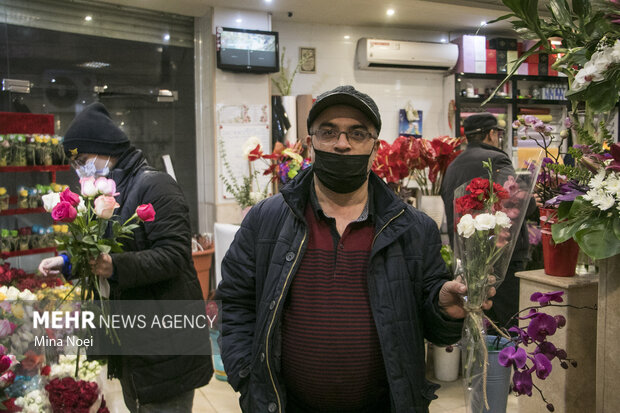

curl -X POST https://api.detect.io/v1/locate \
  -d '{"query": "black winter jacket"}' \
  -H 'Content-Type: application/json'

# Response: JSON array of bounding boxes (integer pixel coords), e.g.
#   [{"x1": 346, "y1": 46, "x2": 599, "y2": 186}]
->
[
  {"x1": 106, "y1": 149, "x2": 213, "y2": 403},
  {"x1": 217, "y1": 167, "x2": 463, "y2": 413}
]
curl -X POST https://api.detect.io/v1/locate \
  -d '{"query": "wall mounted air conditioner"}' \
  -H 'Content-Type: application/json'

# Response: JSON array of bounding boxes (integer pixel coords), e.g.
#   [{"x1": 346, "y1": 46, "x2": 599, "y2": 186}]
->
[{"x1": 356, "y1": 38, "x2": 458, "y2": 71}]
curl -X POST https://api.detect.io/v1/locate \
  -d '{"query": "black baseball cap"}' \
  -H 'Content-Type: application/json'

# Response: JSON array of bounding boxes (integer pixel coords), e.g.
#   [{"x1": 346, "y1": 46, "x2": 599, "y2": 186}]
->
[
  {"x1": 307, "y1": 85, "x2": 382, "y2": 134},
  {"x1": 463, "y1": 112, "x2": 503, "y2": 135}
]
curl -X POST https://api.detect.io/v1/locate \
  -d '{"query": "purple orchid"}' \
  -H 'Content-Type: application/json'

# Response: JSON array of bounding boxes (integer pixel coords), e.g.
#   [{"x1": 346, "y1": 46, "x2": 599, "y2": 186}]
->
[
  {"x1": 509, "y1": 326, "x2": 531, "y2": 345},
  {"x1": 528, "y1": 223, "x2": 542, "y2": 245},
  {"x1": 534, "y1": 341, "x2": 557, "y2": 361},
  {"x1": 499, "y1": 346, "x2": 528, "y2": 369},
  {"x1": 527, "y1": 313, "x2": 558, "y2": 342},
  {"x1": 545, "y1": 181, "x2": 588, "y2": 207},
  {"x1": 554, "y1": 315, "x2": 566, "y2": 328},
  {"x1": 523, "y1": 115, "x2": 539, "y2": 126},
  {"x1": 512, "y1": 370, "x2": 533, "y2": 396},
  {"x1": 607, "y1": 143, "x2": 620, "y2": 171},
  {"x1": 531, "y1": 291, "x2": 564, "y2": 305},
  {"x1": 564, "y1": 117, "x2": 572, "y2": 128},
  {"x1": 533, "y1": 353, "x2": 553, "y2": 379}
]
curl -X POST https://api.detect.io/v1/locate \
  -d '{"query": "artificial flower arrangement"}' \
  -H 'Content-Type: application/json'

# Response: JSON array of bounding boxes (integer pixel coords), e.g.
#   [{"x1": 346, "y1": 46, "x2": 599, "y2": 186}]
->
[
  {"x1": 219, "y1": 137, "x2": 310, "y2": 210},
  {"x1": 372, "y1": 135, "x2": 463, "y2": 199},
  {"x1": 453, "y1": 159, "x2": 539, "y2": 412},
  {"x1": 219, "y1": 137, "x2": 271, "y2": 210},
  {"x1": 0, "y1": 346, "x2": 19, "y2": 411},
  {"x1": 495, "y1": 290, "x2": 588, "y2": 412},
  {"x1": 41, "y1": 178, "x2": 155, "y2": 301}
]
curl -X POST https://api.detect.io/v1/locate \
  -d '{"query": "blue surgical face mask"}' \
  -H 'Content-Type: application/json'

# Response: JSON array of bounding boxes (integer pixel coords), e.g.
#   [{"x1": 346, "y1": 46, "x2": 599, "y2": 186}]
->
[{"x1": 75, "y1": 156, "x2": 110, "y2": 179}]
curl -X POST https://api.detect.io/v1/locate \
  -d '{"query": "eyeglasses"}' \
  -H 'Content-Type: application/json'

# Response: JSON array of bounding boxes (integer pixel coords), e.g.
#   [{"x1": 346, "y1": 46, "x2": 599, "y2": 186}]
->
[
  {"x1": 70, "y1": 155, "x2": 92, "y2": 168},
  {"x1": 311, "y1": 128, "x2": 376, "y2": 146}
]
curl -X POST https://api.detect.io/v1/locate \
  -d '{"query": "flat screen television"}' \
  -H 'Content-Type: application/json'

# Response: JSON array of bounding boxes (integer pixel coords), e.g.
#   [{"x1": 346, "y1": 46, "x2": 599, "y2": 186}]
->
[{"x1": 216, "y1": 27, "x2": 279, "y2": 74}]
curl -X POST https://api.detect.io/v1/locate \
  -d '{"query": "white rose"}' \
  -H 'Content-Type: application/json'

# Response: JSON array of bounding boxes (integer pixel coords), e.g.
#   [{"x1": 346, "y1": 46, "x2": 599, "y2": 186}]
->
[
  {"x1": 5, "y1": 287, "x2": 19, "y2": 301},
  {"x1": 80, "y1": 177, "x2": 98, "y2": 197},
  {"x1": 77, "y1": 196, "x2": 87, "y2": 213},
  {"x1": 474, "y1": 213, "x2": 496, "y2": 231},
  {"x1": 494, "y1": 211, "x2": 512, "y2": 229},
  {"x1": 241, "y1": 136, "x2": 262, "y2": 159},
  {"x1": 41, "y1": 192, "x2": 61, "y2": 212},
  {"x1": 457, "y1": 214, "x2": 476, "y2": 238}
]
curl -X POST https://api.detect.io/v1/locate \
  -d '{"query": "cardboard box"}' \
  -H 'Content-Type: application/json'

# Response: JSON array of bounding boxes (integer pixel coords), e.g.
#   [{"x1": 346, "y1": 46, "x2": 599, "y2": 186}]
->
[
  {"x1": 497, "y1": 50, "x2": 508, "y2": 73},
  {"x1": 452, "y1": 35, "x2": 487, "y2": 73},
  {"x1": 489, "y1": 37, "x2": 518, "y2": 50},
  {"x1": 548, "y1": 54, "x2": 558, "y2": 76},
  {"x1": 486, "y1": 49, "x2": 497, "y2": 74}
]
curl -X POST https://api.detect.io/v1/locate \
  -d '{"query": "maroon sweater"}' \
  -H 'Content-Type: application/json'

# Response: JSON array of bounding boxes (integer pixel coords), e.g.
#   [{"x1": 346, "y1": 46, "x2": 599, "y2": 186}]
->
[{"x1": 281, "y1": 193, "x2": 390, "y2": 413}]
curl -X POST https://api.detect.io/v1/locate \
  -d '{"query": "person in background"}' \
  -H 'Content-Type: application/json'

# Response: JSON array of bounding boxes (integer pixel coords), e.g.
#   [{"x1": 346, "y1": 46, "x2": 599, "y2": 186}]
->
[
  {"x1": 38, "y1": 102, "x2": 212, "y2": 412},
  {"x1": 217, "y1": 85, "x2": 495, "y2": 413},
  {"x1": 441, "y1": 112, "x2": 534, "y2": 328}
]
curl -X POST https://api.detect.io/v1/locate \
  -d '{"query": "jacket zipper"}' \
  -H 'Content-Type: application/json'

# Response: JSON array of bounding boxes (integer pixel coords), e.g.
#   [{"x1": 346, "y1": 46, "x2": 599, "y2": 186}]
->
[
  {"x1": 265, "y1": 229, "x2": 307, "y2": 413},
  {"x1": 372, "y1": 209, "x2": 405, "y2": 248},
  {"x1": 131, "y1": 373, "x2": 140, "y2": 410}
]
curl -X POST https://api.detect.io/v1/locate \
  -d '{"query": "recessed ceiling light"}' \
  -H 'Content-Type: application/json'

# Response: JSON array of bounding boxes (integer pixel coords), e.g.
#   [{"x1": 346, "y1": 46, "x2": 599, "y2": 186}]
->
[
  {"x1": 265, "y1": 0, "x2": 272, "y2": 2},
  {"x1": 386, "y1": 8, "x2": 395, "y2": 16},
  {"x1": 84, "y1": 15, "x2": 92, "y2": 22},
  {"x1": 440, "y1": 38, "x2": 447, "y2": 43},
  {"x1": 480, "y1": 20, "x2": 487, "y2": 26},
  {"x1": 236, "y1": 18, "x2": 242, "y2": 23},
  {"x1": 163, "y1": 33, "x2": 170, "y2": 42},
  {"x1": 50, "y1": 78, "x2": 56, "y2": 83},
  {"x1": 344, "y1": 35, "x2": 350, "y2": 39},
  {"x1": 78, "y1": 61, "x2": 110, "y2": 69}
]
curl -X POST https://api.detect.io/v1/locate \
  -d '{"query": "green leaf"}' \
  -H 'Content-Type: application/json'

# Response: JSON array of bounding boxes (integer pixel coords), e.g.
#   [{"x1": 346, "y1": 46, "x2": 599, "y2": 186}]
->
[
  {"x1": 575, "y1": 220, "x2": 620, "y2": 259},
  {"x1": 97, "y1": 244, "x2": 112, "y2": 254},
  {"x1": 568, "y1": 196, "x2": 590, "y2": 217},
  {"x1": 551, "y1": 216, "x2": 589, "y2": 243},
  {"x1": 572, "y1": 0, "x2": 590, "y2": 18},
  {"x1": 548, "y1": 0, "x2": 576, "y2": 29},
  {"x1": 81, "y1": 235, "x2": 96, "y2": 245},
  {"x1": 557, "y1": 200, "x2": 573, "y2": 219},
  {"x1": 614, "y1": 217, "x2": 620, "y2": 240},
  {"x1": 483, "y1": 13, "x2": 517, "y2": 26},
  {"x1": 583, "y1": 79, "x2": 620, "y2": 113}
]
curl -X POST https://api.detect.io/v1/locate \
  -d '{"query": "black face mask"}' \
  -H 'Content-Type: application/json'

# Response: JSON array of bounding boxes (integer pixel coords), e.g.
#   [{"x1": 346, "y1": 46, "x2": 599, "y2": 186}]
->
[{"x1": 312, "y1": 146, "x2": 374, "y2": 193}]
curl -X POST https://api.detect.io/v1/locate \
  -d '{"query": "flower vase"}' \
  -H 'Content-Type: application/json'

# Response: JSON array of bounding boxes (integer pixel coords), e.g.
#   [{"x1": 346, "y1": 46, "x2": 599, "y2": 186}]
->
[
  {"x1": 540, "y1": 208, "x2": 579, "y2": 277},
  {"x1": 192, "y1": 247, "x2": 215, "y2": 300},
  {"x1": 419, "y1": 195, "x2": 445, "y2": 229},
  {"x1": 465, "y1": 335, "x2": 514, "y2": 413},
  {"x1": 210, "y1": 329, "x2": 228, "y2": 381},
  {"x1": 433, "y1": 344, "x2": 460, "y2": 382}
]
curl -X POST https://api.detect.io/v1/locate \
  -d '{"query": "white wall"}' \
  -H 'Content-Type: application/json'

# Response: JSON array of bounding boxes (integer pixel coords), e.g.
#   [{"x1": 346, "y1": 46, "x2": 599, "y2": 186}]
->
[{"x1": 273, "y1": 21, "x2": 453, "y2": 142}]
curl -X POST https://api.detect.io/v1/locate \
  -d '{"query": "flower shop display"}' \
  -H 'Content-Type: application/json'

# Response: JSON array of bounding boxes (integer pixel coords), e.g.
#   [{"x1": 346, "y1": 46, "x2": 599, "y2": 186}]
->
[
  {"x1": 453, "y1": 159, "x2": 539, "y2": 413},
  {"x1": 0, "y1": 134, "x2": 67, "y2": 167}
]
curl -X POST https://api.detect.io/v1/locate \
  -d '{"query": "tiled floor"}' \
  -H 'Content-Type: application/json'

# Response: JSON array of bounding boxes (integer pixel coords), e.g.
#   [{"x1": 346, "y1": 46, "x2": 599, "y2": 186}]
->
[{"x1": 104, "y1": 372, "x2": 518, "y2": 413}]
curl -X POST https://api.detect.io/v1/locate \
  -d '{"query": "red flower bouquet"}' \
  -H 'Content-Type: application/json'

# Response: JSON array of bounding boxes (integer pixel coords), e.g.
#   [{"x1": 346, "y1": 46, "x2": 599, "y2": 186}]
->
[
  {"x1": 453, "y1": 160, "x2": 539, "y2": 412},
  {"x1": 372, "y1": 135, "x2": 463, "y2": 198},
  {"x1": 45, "y1": 377, "x2": 109, "y2": 413}
]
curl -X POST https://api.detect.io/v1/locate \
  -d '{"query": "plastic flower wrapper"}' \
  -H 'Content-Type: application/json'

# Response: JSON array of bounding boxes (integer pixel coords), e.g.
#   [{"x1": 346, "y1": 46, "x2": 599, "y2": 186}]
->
[{"x1": 453, "y1": 159, "x2": 539, "y2": 413}]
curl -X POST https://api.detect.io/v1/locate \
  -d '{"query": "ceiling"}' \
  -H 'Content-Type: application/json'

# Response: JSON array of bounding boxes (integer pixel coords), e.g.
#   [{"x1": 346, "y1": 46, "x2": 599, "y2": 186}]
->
[{"x1": 95, "y1": 0, "x2": 544, "y2": 34}]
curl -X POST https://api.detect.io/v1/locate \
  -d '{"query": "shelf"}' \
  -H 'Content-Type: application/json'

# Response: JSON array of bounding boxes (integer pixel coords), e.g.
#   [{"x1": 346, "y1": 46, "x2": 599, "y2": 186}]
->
[
  {"x1": 1, "y1": 247, "x2": 56, "y2": 258},
  {"x1": 0, "y1": 207, "x2": 46, "y2": 216},
  {"x1": 516, "y1": 98, "x2": 569, "y2": 105},
  {"x1": 456, "y1": 97, "x2": 512, "y2": 104},
  {"x1": 455, "y1": 73, "x2": 508, "y2": 80},
  {"x1": 0, "y1": 165, "x2": 70, "y2": 173}
]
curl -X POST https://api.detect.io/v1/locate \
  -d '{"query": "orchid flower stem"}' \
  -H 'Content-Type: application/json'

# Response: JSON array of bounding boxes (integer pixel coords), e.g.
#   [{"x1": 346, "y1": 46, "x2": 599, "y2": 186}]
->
[
  {"x1": 532, "y1": 383, "x2": 550, "y2": 405},
  {"x1": 503, "y1": 303, "x2": 598, "y2": 330}
]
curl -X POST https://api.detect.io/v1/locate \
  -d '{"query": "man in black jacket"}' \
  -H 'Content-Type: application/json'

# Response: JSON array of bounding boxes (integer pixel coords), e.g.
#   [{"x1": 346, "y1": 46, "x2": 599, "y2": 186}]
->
[
  {"x1": 38, "y1": 103, "x2": 213, "y2": 412},
  {"x1": 217, "y1": 86, "x2": 495, "y2": 413},
  {"x1": 441, "y1": 112, "x2": 531, "y2": 328}
]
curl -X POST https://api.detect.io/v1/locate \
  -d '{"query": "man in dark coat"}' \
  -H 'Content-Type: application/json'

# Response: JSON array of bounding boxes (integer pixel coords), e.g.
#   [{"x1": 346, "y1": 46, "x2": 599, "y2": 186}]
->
[
  {"x1": 441, "y1": 112, "x2": 531, "y2": 328},
  {"x1": 217, "y1": 86, "x2": 495, "y2": 413},
  {"x1": 38, "y1": 103, "x2": 213, "y2": 412}
]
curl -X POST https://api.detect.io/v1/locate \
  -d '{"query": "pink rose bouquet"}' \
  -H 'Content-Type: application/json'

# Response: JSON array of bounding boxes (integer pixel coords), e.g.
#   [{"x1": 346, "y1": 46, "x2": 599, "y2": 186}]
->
[{"x1": 45, "y1": 177, "x2": 155, "y2": 301}]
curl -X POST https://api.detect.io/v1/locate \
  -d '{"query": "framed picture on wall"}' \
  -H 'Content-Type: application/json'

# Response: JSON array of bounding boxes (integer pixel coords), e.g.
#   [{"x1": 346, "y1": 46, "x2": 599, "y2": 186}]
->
[{"x1": 299, "y1": 47, "x2": 316, "y2": 73}]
